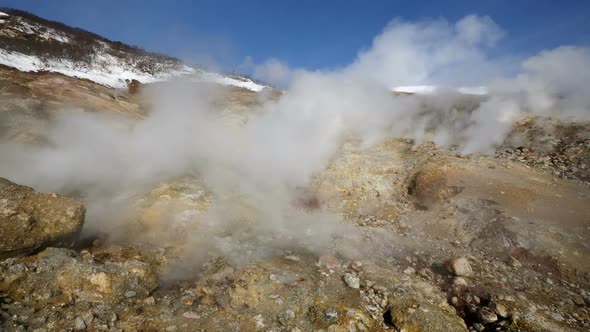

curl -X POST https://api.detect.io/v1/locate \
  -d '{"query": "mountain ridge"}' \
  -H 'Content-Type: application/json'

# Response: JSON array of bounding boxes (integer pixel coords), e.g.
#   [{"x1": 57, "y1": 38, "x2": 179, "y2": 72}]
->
[{"x1": 0, "y1": 8, "x2": 267, "y2": 91}]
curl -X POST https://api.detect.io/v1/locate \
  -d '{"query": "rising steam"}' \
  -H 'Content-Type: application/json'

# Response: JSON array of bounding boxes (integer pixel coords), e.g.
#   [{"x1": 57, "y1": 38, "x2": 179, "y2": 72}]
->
[{"x1": 0, "y1": 15, "x2": 589, "y2": 269}]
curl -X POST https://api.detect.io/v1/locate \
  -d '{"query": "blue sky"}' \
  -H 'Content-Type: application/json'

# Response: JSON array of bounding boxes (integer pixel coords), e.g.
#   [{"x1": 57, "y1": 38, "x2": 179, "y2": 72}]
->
[{"x1": 1, "y1": 0, "x2": 589, "y2": 73}]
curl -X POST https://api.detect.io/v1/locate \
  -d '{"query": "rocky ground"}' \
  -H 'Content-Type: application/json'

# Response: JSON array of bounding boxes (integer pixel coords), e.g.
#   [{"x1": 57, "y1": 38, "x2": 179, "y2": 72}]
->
[{"x1": 1, "y1": 70, "x2": 589, "y2": 331}]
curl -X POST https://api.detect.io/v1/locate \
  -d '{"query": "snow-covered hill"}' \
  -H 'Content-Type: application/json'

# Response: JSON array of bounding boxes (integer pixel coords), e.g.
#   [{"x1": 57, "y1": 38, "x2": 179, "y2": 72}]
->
[
  {"x1": 0, "y1": 11, "x2": 9, "y2": 24},
  {"x1": 0, "y1": 9, "x2": 266, "y2": 92},
  {"x1": 392, "y1": 85, "x2": 488, "y2": 95}
]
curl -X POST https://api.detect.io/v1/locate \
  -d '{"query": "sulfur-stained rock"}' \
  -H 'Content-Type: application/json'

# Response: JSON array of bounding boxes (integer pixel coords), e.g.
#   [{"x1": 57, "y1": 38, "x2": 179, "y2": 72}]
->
[
  {"x1": 312, "y1": 140, "x2": 412, "y2": 221},
  {"x1": 0, "y1": 247, "x2": 157, "y2": 304},
  {"x1": 0, "y1": 177, "x2": 85, "y2": 259}
]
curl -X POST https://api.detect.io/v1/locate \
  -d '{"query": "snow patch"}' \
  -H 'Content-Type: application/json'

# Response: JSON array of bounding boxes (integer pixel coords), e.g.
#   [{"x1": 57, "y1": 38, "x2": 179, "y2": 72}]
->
[
  {"x1": 393, "y1": 85, "x2": 438, "y2": 94},
  {"x1": 0, "y1": 49, "x2": 267, "y2": 91},
  {"x1": 11, "y1": 17, "x2": 70, "y2": 43},
  {"x1": 0, "y1": 12, "x2": 267, "y2": 91},
  {"x1": 196, "y1": 71, "x2": 266, "y2": 92},
  {"x1": 393, "y1": 85, "x2": 488, "y2": 95},
  {"x1": 0, "y1": 51, "x2": 41, "y2": 72},
  {"x1": 457, "y1": 86, "x2": 488, "y2": 95},
  {"x1": 0, "y1": 50, "x2": 192, "y2": 88}
]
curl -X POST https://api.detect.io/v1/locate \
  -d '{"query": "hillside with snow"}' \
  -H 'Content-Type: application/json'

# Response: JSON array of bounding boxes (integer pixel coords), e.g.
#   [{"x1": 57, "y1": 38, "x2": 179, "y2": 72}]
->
[
  {"x1": 0, "y1": 9, "x2": 266, "y2": 91},
  {"x1": 392, "y1": 85, "x2": 488, "y2": 95}
]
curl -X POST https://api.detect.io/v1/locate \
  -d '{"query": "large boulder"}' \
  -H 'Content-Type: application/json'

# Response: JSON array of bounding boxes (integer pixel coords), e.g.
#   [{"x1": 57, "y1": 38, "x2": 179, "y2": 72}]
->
[{"x1": 0, "y1": 177, "x2": 85, "y2": 259}]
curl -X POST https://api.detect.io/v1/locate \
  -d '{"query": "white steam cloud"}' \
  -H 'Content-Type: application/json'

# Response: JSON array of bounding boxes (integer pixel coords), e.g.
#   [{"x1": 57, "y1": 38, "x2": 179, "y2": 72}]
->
[
  {"x1": 0, "y1": 15, "x2": 589, "y2": 268},
  {"x1": 251, "y1": 15, "x2": 589, "y2": 152},
  {"x1": 254, "y1": 15, "x2": 512, "y2": 88}
]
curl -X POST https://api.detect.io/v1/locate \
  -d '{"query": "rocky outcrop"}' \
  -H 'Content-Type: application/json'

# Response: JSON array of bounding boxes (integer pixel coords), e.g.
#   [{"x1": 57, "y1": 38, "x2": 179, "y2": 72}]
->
[
  {"x1": 0, "y1": 247, "x2": 158, "y2": 305},
  {"x1": 0, "y1": 177, "x2": 85, "y2": 258},
  {"x1": 313, "y1": 140, "x2": 418, "y2": 221},
  {"x1": 497, "y1": 116, "x2": 590, "y2": 184}
]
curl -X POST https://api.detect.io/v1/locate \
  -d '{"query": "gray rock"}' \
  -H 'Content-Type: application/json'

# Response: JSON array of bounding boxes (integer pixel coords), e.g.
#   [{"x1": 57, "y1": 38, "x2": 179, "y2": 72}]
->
[
  {"x1": 124, "y1": 291, "x2": 137, "y2": 298},
  {"x1": 74, "y1": 316, "x2": 86, "y2": 331},
  {"x1": 279, "y1": 309, "x2": 296, "y2": 325},
  {"x1": 143, "y1": 296, "x2": 156, "y2": 305},
  {"x1": 473, "y1": 323, "x2": 485, "y2": 331},
  {"x1": 319, "y1": 254, "x2": 340, "y2": 269},
  {"x1": 507, "y1": 256, "x2": 522, "y2": 268},
  {"x1": 182, "y1": 311, "x2": 200, "y2": 319},
  {"x1": 478, "y1": 308, "x2": 498, "y2": 324},
  {"x1": 453, "y1": 277, "x2": 468, "y2": 287},
  {"x1": 82, "y1": 310, "x2": 94, "y2": 325},
  {"x1": 490, "y1": 302, "x2": 509, "y2": 318},
  {"x1": 324, "y1": 307, "x2": 339, "y2": 323},
  {"x1": 446, "y1": 257, "x2": 473, "y2": 276},
  {"x1": 573, "y1": 295, "x2": 586, "y2": 307},
  {"x1": 343, "y1": 273, "x2": 360, "y2": 289}
]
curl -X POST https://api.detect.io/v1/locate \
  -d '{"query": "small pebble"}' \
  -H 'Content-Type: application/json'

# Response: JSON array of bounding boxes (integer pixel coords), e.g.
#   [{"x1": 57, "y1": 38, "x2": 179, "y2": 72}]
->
[
  {"x1": 124, "y1": 291, "x2": 136, "y2": 298},
  {"x1": 74, "y1": 317, "x2": 86, "y2": 331},
  {"x1": 143, "y1": 296, "x2": 156, "y2": 305},
  {"x1": 491, "y1": 302, "x2": 509, "y2": 318},
  {"x1": 453, "y1": 277, "x2": 468, "y2": 286},
  {"x1": 446, "y1": 257, "x2": 473, "y2": 276},
  {"x1": 319, "y1": 254, "x2": 340, "y2": 269},
  {"x1": 479, "y1": 308, "x2": 498, "y2": 324},
  {"x1": 507, "y1": 256, "x2": 522, "y2": 268},
  {"x1": 343, "y1": 273, "x2": 360, "y2": 289},
  {"x1": 183, "y1": 311, "x2": 200, "y2": 319}
]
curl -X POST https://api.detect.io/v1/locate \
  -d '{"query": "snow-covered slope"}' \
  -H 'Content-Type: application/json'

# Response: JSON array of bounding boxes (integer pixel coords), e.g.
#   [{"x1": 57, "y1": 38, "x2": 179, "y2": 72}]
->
[
  {"x1": 0, "y1": 49, "x2": 267, "y2": 91},
  {"x1": 0, "y1": 9, "x2": 267, "y2": 92},
  {"x1": 393, "y1": 85, "x2": 488, "y2": 95},
  {"x1": 0, "y1": 11, "x2": 8, "y2": 24},
  {"x1": 196, "y1": 71, "x2": 266, "y2": 92},
  {"x1": 0, "y1": 50, "x2": 194, "y2": 87}
]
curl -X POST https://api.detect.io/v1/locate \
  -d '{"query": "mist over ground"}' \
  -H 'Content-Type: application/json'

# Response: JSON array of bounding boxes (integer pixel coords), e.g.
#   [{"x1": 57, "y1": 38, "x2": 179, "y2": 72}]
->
[{"x1": 1, "y1": 14, "x2": 589, "y2": 268}]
